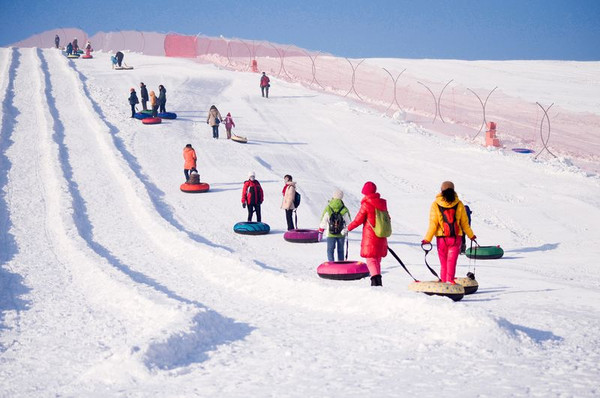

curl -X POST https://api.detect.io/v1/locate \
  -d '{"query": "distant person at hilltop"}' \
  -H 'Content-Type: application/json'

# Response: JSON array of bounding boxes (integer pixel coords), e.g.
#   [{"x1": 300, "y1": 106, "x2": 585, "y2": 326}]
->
[
  {"x1": 260, "y1": 72, "x2": 270, "y2": 98},
  {"x1": 72, "y1": 38, "x2": 79, "y2": 53},
  {"x1": 54, "y1": 34, "x2": 60, "y2": 49},
  {"x1": 66, "y1": 42, "x2": 73, "y2": 56}
]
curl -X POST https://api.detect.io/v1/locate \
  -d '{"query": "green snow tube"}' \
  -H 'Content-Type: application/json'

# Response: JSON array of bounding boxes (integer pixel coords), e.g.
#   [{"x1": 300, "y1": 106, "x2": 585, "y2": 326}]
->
[{"x1": 465, "y1": 245, "x2": 504, "y2": 260}]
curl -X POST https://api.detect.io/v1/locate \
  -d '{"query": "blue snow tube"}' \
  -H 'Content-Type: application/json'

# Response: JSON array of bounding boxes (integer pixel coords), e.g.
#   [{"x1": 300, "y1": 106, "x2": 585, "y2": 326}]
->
[
  {"x1": 233, "y1": 222, "x2": 270, "y2": 235},
  {"x1": 134, "y1": 112, "x2": 153, "y2": 120},
  {"x1": 158, "y1": 112, "x2": 177, "y2": 119}
]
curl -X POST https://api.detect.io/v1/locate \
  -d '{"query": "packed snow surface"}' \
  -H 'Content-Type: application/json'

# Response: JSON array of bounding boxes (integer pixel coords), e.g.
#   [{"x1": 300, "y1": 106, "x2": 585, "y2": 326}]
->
[{"x1": 1, "y1": 48, "x2": 599, "y2": 397}]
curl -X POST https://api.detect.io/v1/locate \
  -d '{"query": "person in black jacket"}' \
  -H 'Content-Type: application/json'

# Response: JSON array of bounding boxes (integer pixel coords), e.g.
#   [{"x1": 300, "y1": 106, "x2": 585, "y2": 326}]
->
[
  {"x1": 140, "y1": 82, "x2": 149, "y2": 111},
  {"x1": 55, "y1": 34, "x2": 60, "y2": 49},
  {"x1": 158, "y1": 85, "x2": 167, "y2": 113},
  {"x1": 128, "y1": 88, "x2": 139, "y2": 118},
  {"x1": 115, "y1": 51, "x2": 124, "y2": 67}
]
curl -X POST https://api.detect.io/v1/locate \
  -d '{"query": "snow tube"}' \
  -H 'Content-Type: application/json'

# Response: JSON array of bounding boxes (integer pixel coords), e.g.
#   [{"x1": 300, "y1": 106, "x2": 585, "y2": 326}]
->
[
  {"x1": 465, "y1": 245, "x2": 504, "y2": 259},
  {"x1": 284, "y1": 229, "x2": 320, "y2": 243},
  {"x1": 141, "y1": 110, "x2": 153, "y2": 115},
  {"x1": 142, "y1": 117, "x2": 162, "y2": 125},
  {"x1": 233, "y1": 221, "x2": 270, "y2": 235},
  {"x1": 180, "y1": 182, "x2": 210, "y2": 193},
  {"x1": 76, "y1": 49, "x2": 84, "y2": 54},
  {"x1": 317, "y1": 261, "x2": 370, "y2": 280},
  {"x1": 408, "y1": 281, "x2": 465, "y2": 302},
  {"x1": 114, "y1": 66, "x2": 134, "y2": 70},
  {"x1": 231, "y1": 135, "x2": 248, "y2": 144},
  {"x1": 512, "y1": 148, "x2": 535, "y2": 154},
  {"x1": 455, "y1": 275, "x2": 479, "y2": 295},
  {"x1": 158, "y1": 112, "x2": 177, "y2": 119},
  {"x1": 133, "y1": 112, "x2": 153, "y2": 120},
  {"x1": 66, "y1": 54, "x2": 80, "y2": 59},
  {"x1": 81, "y1": 54, "x2": 93, "y2": 59}
]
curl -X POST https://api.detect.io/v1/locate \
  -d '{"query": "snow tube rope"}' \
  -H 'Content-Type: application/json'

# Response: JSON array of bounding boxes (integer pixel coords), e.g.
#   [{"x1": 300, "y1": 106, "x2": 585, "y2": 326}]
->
[
  {"x1": 387, "y1": 246, "x2": 418, "y2": 282},
  {"x1": 317, "y1": 261, "x2": 370, "y2": 280},
  {"x1": 284, "y1": 229, "x2": 320, "y2": 243},
  {"x1": 233, "y1": 222, "x2": 270, "y2": 235}
]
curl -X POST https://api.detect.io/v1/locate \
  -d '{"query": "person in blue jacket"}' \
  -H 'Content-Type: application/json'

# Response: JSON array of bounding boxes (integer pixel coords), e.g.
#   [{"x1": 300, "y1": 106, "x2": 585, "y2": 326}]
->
[
  {"x1": 66, "y1": 42, "x2": 73, "y2": 56},
  {"x1": 128, "y1": 88, "x2": 139, "y2": 118}
]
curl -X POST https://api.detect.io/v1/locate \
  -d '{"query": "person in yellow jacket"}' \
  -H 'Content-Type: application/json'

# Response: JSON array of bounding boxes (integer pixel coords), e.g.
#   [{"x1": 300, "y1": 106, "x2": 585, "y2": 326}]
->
[
  {"x1": 149, "y1": 91, "x2": 158, "y2": 117},
  {"x1": 422, "y1": 181, "x2": 476, "y2": 284}
]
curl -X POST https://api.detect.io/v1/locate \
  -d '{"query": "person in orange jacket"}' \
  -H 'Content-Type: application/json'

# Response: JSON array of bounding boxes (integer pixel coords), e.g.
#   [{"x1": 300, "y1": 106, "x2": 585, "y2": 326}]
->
[
  {"x1": 183, "y1": 144, "x2": 197, "y2": 182},
  {"x1": 149, "y1": 91, "x2": 158, "y2": 117},
  {"x1": 241, "y1": 171, "x2": 264, "y2": 222},
  {"x1": 422, "y1": 181, "x2": 476, "y2": 284},
  {"x1": 346, "y1": 181, "x2": 389, "y2": 286}
]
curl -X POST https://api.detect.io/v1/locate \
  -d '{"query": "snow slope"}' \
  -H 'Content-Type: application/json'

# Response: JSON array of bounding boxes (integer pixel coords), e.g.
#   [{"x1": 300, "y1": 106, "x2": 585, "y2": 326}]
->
[{"x1": 1, "y1": 48, "x2": 599, "y2": 397}]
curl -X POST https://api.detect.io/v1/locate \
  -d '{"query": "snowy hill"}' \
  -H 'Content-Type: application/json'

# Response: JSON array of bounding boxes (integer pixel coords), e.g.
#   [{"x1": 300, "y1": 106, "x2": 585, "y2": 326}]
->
[{"x1": 1, "y1": 47, "x2": 599, "y2": 397}]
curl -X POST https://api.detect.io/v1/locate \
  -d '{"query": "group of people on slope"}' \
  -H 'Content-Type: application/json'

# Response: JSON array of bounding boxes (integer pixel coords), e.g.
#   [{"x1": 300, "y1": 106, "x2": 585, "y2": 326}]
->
[
  {"x1": 63, "y1": 37, "x2": 92, "y2": 56},
  {"x1": 206, "y1": 105, "x2": 236, "y2": 139},
  {"x1": 240, "y1": 175, "x2": 476, "y2": 287},
  {"x1": 128, "y1": 83, "x2": 166, "y2": 118}
]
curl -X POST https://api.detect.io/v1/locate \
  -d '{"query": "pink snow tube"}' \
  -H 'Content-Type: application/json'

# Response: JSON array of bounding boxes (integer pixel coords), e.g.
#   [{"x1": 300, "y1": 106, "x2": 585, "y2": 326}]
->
[
  {"x1": 317, "y1": 261, "x2": 370, "y2": 280},
  {"x1": 284, "y1": 229, "x2": 320, "y2": 243}
]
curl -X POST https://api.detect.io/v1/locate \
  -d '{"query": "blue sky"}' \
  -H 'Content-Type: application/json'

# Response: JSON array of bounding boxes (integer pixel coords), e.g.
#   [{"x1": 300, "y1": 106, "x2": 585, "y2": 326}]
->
[{"x1": 1, "y1": 0, "x2": 599, "y2": 60}]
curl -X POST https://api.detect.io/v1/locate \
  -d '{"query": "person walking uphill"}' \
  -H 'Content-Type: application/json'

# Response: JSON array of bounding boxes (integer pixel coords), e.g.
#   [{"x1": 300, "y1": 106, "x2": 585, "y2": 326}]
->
[
  {"x1": 55, "y1": 34, "x2": 60, "y2": 49},
  {"x1": 140, "y1": 82, "x2": 148, "y2": 111},
  {"x1": 422, "y1": 181, "x2": 476, "y2": 284},
  {"x1": 183, "y1": 144, "x2": 197, "y2": 182},
  {"x1": 206, "y1": 105, "x2": 223, "y2": 139},
  {"x1": 346, "y1": 182, "x2": 390, "y2": 286},
  {"x1": 281, "y1": 174, "x2": 297, "y2": 230},
  {"x1": 242, "y1": 172, "x2": 264, "y2": 222},
  {"x1": 260, "y1": 72, "x2": 270, "y2": 98},
  {"x1": 224, "y1": 112, "x2": 235, "y2": 139},
  {"x1": 158, "y1": 85, "x2": 167, "y2": 113},
  {"x1": 128, "y1": 88, "x2": 139, "y2": 118},
  {"x1": 319, "y1": 189, "x2": 352, "y2": 262}
]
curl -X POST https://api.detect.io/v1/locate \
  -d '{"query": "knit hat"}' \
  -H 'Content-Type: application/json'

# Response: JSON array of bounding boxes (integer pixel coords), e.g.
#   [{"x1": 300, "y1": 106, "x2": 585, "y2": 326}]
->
[
  {"x1": 332, "y1": 189, "x2": 343, "y2": 199},
  {"x1": 227, "y1": 112, "x2": 231, "y2": 116},
  {"x1": 185, "y1": 144, "x2": 192, "y2": 148},
  {"x1": 130, "y1": 88, "x2": 134, "y2": 92},
  {"x1": 441, "y1": 181, "x2": 455, "y2": 191},
  {"x1": 361, "y1": 181, "x2": 377, "y2": 195},
  {"x1": 248, "y1": 171, "x2": 255, "y2": 180}
]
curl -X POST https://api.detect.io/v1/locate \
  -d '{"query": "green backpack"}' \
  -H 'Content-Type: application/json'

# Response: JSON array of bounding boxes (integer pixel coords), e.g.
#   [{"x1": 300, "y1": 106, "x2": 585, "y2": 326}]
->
[{"x1": 369, "y1": 208, "x2": 392, "y2": 238}]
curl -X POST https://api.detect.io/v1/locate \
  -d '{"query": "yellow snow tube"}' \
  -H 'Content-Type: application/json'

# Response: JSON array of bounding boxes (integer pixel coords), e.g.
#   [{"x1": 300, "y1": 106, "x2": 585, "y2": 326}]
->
[{"x1": 408, "y1": 281, "x2": 465, "y2": 301}]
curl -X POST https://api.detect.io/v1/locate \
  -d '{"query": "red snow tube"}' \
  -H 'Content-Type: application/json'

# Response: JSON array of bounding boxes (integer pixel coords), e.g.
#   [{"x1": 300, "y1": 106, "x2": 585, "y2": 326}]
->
[
  {"x1": 317, "y1": 261, "x2": 370, "y2": 280},
  {"x1": 284, "y1": 229, "x2": 320, "y2": 243},
  {"x1": 81, "y1": 55, "x2": 93, "y2": 59},
  {"x1": 142, "y1": 117, "x2": 162, "y2": 125},
  {"x1": 180, "y1": 182, "x2": 210, "y2": 193}
]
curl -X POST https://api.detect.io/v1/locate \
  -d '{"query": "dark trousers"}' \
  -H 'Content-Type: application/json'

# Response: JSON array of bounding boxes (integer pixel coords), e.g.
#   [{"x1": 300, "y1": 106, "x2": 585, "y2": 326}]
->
[
  {"x1": 247, "y1": 204, "x2": 262, "y2": 222},
  {"x1": 184, "y1": 168, "x2": 196, "y2": 181},
  {"x1": 159, "y1": 103, "x2": 166, "y2": 113},
  {"x1": 152, "y1": 105, "x2": 158, "y2": 117},
  {"x1": 261, "y1": 86, "x2": 269, "y2": 98},
  {"x1": 285, "y1": 209, "x2": 295, "y2": 230},
  {"x1": 212, "y1": 125, "x2": 219, "y2": 139},
  {"x1": 142, "y1": 100, "x2": 147, "y2": 110},
  {"x1": 130, "y1": 104, "x2": 136, "y2": 117}
]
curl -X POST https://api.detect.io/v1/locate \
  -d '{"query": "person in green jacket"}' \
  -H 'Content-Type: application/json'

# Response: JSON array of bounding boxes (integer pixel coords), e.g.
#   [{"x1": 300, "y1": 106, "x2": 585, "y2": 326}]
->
[{"x1": 318, "y1": 189, "x2": 352, "y2": 262}]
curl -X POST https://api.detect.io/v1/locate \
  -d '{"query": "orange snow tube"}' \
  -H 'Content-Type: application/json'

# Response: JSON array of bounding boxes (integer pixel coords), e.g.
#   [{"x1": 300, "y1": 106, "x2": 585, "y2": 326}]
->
[{"x1": 180, "y1": 182, "x2": 210, "y2": 193}]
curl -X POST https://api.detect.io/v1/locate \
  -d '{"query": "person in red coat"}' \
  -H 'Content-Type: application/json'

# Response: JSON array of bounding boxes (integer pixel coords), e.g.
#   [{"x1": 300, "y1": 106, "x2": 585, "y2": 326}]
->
[
  {"x1": 183, "y1": 144, "x2": 197, "y2": 182},
  {"x1": 242, "y1": 171, "x2": 264, "y2": 222},
  {"x1": 260, "y1": 72, "x2": 270, "y2": 98},
  {"x1": 346, "y1": 181, "x2": 388, "y2": 286}
]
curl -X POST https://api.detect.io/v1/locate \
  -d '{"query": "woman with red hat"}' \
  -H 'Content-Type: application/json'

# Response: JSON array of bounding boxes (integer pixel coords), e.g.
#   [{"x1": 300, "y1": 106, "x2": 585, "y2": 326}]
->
[
  {"x1": 422, "y1": 181, "x2": 476, "y2": 284},
  {"x1": 347, "y1": 181, "x2": 389, "y2": 286}
]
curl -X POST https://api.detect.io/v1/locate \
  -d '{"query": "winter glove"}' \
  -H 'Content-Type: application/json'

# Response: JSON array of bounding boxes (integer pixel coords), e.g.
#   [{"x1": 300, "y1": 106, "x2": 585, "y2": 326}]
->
[
  {"x1": 342, "y1": 228, "x2": 348, "y2": 236},
  {"x1": 470, "y1": 235, "x2": 477, "y2": 241},
  {"x1": 421, "y1": 239, "x2": 430, "y2": 245},
  {"x1": 242, "y1": 203, "x2": 246, "y2": 208}
]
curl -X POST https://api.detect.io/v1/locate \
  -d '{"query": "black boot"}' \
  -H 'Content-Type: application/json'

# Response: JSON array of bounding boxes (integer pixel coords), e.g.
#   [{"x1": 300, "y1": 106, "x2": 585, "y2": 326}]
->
[{"x1": 370, "y1": 275, "x2": 382, "y2": 287}]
